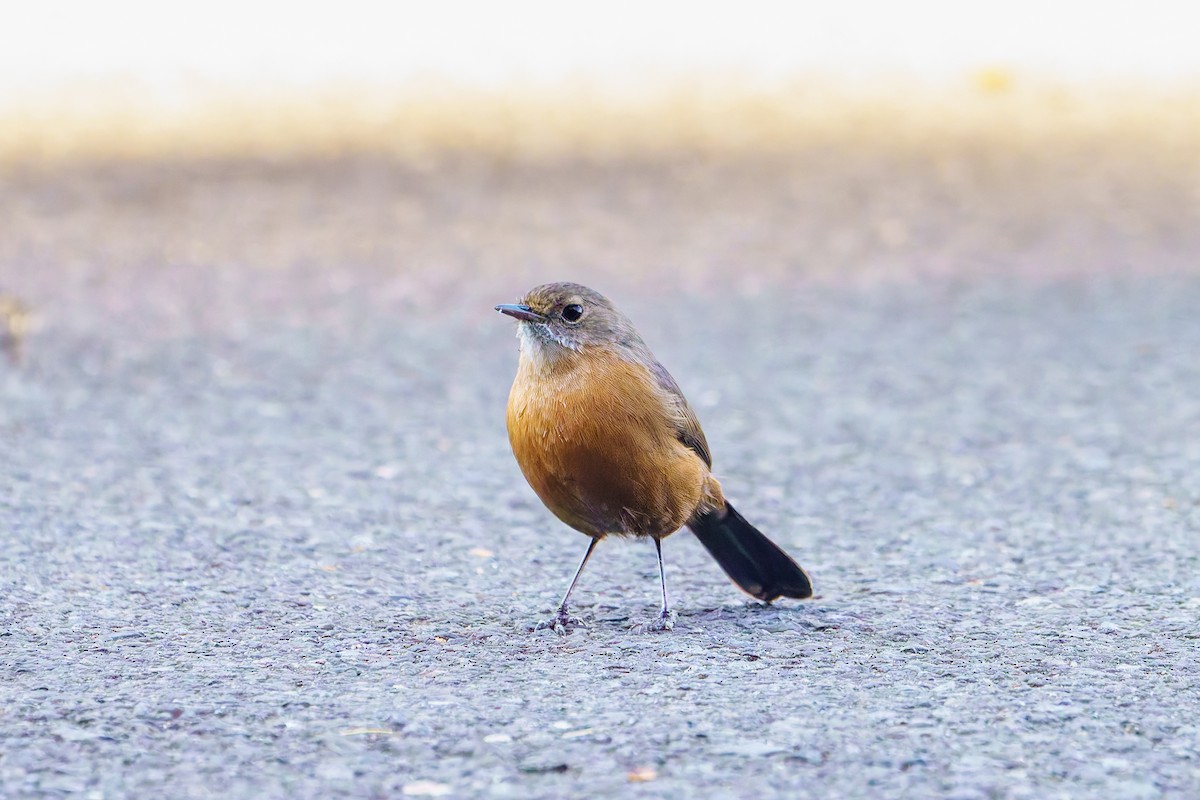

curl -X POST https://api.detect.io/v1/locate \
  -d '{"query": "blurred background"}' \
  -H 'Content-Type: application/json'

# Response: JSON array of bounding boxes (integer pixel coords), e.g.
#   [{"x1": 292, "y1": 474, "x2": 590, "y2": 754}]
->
[
  {"x1": 3, "y1": 0, "x2": 1200, "y2": 159},
  {"x1": 1, "y1": 1, "x2": 1197, "y2": 341},
  {"x1": 2, "y1": 1, "x2": 1199, "y2": 311},
  {"x1": 3, "y1": 0, "x2": 1199, "y2": 297}
]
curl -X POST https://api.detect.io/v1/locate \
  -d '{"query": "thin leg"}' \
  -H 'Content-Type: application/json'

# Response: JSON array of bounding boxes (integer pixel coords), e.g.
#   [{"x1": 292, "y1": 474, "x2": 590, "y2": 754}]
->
[
  {"x1": 656, "y1": 538, "x2": 670, "y2": 618},
  {"x1": 535, "y1": 537, "x2": 600, "y2": 634},
  {"x1": 558, "y1": 537, "x2": 600, "y2": 611},
  {"x1": 638, "y1": 538, "x2": 676, "y2": 632}
]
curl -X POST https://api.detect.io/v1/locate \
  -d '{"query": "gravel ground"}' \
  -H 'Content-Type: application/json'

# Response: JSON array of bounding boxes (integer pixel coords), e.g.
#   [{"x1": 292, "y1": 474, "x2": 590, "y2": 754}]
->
[{"x1": 1, "y1": 135, "x2": 1199, "y2": 798}]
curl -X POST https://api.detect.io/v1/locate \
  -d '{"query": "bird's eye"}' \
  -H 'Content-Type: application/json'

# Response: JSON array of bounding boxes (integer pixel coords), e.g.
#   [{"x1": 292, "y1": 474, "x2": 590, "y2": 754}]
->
[{"x1": 561, "y1": 304, "x2": 584, "y2": 323}]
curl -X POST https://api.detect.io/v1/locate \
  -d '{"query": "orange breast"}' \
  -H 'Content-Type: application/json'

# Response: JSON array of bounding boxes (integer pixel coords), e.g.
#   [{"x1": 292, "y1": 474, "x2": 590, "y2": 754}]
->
[{"x1": 507, "y1": 350, "x2": 713, "y2": 538}]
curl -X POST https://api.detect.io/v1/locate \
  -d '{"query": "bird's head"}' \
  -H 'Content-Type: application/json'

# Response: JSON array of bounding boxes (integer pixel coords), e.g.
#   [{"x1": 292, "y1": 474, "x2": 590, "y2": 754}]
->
[{"x1": 495, "y1": 282, "x2": 639, "y2": 360}]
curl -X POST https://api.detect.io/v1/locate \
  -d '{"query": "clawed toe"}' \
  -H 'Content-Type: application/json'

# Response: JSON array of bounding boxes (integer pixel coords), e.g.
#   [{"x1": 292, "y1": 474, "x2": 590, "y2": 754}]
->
[
  {"x1": 534, "y1": 607, "x2": 587, "y2": 635},
  {"x1": 633, "y1": 609, "x2": 677, "y2": 633}
]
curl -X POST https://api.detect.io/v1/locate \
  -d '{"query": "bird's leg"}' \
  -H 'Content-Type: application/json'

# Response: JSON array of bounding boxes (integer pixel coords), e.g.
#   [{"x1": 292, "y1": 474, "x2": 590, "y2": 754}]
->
[
  {"x1": 535, "y1": 537, "x2": 599, "y2": 634},
  {"x1": 638, "y1": 538, "x2": 676, "y2": 632}
]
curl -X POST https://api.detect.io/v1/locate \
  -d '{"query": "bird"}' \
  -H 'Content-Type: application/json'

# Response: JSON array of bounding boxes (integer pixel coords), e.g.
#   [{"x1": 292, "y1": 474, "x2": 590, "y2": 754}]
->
[{"x1": 496, "y1": 282, "x2": 812, "y2": 633}]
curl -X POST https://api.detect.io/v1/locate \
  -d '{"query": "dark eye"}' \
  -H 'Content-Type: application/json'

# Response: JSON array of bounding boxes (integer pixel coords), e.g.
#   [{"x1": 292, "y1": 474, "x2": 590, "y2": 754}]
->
[{"x1": 561, "y1": 304, "x2": 584, "y2": 323}]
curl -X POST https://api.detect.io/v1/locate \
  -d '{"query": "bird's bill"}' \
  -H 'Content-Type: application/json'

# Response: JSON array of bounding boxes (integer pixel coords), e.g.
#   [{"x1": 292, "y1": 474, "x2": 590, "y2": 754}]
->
[{"x1": 494, "y1": 303, "x2": 546, "y2": 323}]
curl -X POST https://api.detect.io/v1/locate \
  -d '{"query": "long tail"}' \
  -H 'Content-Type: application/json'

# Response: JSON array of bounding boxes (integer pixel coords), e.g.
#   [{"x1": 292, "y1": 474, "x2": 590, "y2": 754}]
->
[{"x1": 688, "y1": 503, "x2": 813, "y2": 602}]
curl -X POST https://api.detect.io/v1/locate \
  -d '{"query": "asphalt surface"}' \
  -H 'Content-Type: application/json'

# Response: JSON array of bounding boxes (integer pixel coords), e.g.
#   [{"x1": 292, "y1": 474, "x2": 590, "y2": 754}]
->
[{"x1": 1, "y1": 135, "x2": 1199, "y2": 798}]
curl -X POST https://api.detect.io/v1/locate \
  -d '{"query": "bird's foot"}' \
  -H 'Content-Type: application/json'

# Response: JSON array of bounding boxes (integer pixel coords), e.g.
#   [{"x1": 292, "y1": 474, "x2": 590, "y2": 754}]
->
[
  {"x1": 534, "y1": 605, "x2": 587, "y2": 635},
  {"x1": 633, "y1": 609, "x2": 677, "y2": 633}
]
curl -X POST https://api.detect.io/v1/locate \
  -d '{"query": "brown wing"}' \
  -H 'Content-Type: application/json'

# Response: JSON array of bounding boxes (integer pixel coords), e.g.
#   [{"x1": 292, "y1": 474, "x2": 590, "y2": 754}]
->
[{"x1": 648, "y1": 360, "x2": 712, "y2": 467}]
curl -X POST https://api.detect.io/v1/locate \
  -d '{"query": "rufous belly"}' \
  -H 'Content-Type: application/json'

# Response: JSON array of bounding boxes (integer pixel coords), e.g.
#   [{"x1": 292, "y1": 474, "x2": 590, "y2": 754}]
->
[{"x1": 507, "y1": 351, "x2": 714, "y2": 538}]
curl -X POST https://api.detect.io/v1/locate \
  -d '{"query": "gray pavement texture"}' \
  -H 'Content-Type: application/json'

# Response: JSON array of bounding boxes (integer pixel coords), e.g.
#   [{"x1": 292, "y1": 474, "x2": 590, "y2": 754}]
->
[{"x1": 1, "y1": 138, "x2": 1200, "y2": 799}]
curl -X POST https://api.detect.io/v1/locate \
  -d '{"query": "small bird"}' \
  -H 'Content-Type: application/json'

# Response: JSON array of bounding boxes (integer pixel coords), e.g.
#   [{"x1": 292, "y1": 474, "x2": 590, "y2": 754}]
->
[{"x1": 496, "y1": 282, "x2": 812, "y2": 632}]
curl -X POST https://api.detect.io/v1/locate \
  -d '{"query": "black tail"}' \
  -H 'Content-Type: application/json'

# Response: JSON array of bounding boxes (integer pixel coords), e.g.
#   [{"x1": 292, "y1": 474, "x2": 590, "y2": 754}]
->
[{"x1": 688, "y1": 503, "x2": 813, "y2": 602}]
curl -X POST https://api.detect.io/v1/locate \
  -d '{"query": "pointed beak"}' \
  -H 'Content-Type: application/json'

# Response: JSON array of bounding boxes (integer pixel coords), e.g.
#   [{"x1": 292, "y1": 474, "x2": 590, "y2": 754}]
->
[{"x1": 494, "y1": 303, "x2": 546, "y2": 323}]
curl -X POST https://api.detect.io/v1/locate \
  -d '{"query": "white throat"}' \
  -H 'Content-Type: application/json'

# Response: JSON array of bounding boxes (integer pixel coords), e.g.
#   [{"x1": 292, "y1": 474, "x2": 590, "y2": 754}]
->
[{"x1": 517, "y1": 322, "x2": 579, "y2": 371}]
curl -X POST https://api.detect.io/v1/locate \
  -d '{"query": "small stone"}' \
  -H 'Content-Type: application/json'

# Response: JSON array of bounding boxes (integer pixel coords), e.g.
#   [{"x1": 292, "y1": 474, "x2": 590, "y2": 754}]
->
[
  {"x1": 561, "y1": 728, "x2": 594, "y2": 739},
  {"x1": 627, "y1": 766, "x2": 657, "y2": 783},
  {"x1": 402, "y1": 781, "x2": 452, "y2": 797}
]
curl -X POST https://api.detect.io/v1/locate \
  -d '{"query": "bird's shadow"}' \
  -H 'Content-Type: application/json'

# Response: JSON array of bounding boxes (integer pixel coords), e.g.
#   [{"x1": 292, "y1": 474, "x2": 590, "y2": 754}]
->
[
  {"x1": 526, "y1": 597, "x2": 841, "y2": 636},
  {"x1": 678, "y1": 599, "x2": 840, "y2": 630}
]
